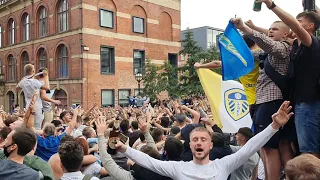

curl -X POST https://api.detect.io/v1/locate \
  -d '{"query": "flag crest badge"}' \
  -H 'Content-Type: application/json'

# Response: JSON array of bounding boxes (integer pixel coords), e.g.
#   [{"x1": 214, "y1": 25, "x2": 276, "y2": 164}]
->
[{"x1": 224, "y1": 88, "x2": 249, "y2": 121}]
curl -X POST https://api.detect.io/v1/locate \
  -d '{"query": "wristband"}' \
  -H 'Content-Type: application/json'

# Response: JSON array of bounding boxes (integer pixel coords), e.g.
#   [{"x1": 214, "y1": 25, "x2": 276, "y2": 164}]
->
[{"x1": 268, "y1": 1, "x2": 276, "y2": 10}]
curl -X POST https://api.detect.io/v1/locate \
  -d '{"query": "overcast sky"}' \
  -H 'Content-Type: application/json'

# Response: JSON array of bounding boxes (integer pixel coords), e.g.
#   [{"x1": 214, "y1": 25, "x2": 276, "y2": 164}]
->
[{"x1": 181, "y1": 0, "x2": 320, "y2": 30}]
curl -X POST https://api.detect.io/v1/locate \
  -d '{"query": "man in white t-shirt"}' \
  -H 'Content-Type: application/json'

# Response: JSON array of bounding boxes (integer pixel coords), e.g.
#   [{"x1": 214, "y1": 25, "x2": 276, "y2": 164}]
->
[
  {"x1": 115, "y1": 101, "x2": 294, "y2": 180},
  {"x1": 16, "y1": 64, "x2": 50, "y2": 130}
]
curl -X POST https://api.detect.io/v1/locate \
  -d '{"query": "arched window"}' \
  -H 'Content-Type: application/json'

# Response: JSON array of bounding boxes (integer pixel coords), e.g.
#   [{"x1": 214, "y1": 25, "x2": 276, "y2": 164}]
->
[
  {"x1": 8, "y1": 55, "x2": 15, "y2": 81},
  {"x1": 53, "y1": 89, "x2": 67, "y2": 109},
  {"x1": 38, "y1": 48, "x2": 47, "y2": 68},
  {"x1": 22, "y1": 13, "x2": 30, "y2": 41},
  {"x1": 57, "y1": 45, "x2": 68, "y2": 78},
  {"x1": 21, "y1": 51, "x2": 29, "y2": 76},
  {"x1": 38, "y1": 6, "x2": 47, "y2": 37},
  {"x1": 58, "y1": 0, "x2": 68, "y2": 32},
  {"x1": 8, "y1": 19, "x2": 15, "y2": 45}
]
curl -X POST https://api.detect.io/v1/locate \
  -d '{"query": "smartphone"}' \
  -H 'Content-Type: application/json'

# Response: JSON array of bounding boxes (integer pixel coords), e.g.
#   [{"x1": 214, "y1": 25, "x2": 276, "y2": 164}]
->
[{"x1": 119, "y1": 133, "x2": 128, "y2": 144}]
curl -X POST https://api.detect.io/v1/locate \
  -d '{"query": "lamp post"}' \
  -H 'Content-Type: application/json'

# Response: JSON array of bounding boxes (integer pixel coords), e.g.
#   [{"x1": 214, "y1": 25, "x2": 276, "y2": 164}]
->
[{"x1": 135, "y1": 72, "x2": 143, "y2": 96}]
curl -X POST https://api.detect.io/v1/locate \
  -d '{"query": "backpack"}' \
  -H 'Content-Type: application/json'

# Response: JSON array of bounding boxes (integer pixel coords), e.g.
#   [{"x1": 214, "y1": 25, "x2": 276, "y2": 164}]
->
[{"x1": 259, "y1": 50, "x2": 295, "y2": 101}]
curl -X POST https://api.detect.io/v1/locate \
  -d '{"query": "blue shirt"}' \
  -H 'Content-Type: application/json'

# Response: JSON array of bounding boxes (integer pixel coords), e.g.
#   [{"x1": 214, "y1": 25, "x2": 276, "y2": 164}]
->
[{"x1": 36, "y1": 132, "x2": 66, "y2": 161}]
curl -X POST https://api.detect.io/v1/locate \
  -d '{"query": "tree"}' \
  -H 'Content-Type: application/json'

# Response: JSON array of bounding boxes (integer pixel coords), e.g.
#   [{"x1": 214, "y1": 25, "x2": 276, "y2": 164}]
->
[
  {"x1": 179, "y1": 30, "x2": 221, "y2": 96},
  {"x1": 142, "y1": 59, "x2": 164, "y2": 100}
]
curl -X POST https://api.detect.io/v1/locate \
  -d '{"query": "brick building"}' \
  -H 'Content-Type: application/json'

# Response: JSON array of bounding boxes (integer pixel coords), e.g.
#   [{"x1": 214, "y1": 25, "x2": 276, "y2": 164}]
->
[{"x1": 0, "y1": 0, "x2": 181, "y2": 111}]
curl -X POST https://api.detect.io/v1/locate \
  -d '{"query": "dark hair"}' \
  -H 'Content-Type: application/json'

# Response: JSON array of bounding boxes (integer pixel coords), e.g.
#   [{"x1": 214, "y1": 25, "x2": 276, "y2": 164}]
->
[
  {"x1": 0, "y1": 126, "x2": 11, "y2": 140},
  {"x1": 160, "y1": 117, "x2": 170, "y2": 128},
  {"x1": 59, "y1": 141, "x2": 84, "y2": 172},
  {"x1": 140, "y1": 145, "x2": 160, "y2": 159},
  {"x1": 151, "y1": 128, "x2": 164, "y2": 143},
  {"x1": 120, "y1": 120, "x2": 130, "y2": 133},
  {"x1": 60, "y1": 111, "x2": 69, "y2": 120},
  {"x1": 12, "y1": 126, "x2": 37, "y2": 156},
  {"x1": 52, "y1": 120, "x2": 62, "y2": 127},
  {"x1": 243, "y1": 35, "x2": 256, "y2": 48},
  {"x1": 38, "y1": 67, "x2": 48, "y2": 78},
  {"x1": 131, "y1": 121, "x2": 139, "y2": 130},
  {"x1": 174, "y1": 113, "x2": 186, "y2": 123},
  {"x1": 164, "y1": 137, "x2": 183, "y2": 161},
  {"x1": 296, "y1": 11, "x2": 320, "y2": 32},
  {"x1": 4, "y1": 116, "x2": 18, "y2": 127},
  {"x1": 60, "y1": 134, "x2": 75, "y2": 145},
  {"x1": 237, "y1": 127, "x2": 254, "y2": 141}
]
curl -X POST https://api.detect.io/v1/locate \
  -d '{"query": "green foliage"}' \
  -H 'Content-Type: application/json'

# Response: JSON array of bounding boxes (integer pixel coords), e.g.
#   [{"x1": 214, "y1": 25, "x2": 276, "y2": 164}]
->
[{"x1": 143, "y1": 29, "x2": 221, "y2": 99}]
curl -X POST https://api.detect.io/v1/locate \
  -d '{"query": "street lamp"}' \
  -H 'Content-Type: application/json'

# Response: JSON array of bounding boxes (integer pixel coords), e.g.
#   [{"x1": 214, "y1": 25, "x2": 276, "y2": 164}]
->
[{"x1": 135, "y1": 72, "x2": 143, "y2": 96}]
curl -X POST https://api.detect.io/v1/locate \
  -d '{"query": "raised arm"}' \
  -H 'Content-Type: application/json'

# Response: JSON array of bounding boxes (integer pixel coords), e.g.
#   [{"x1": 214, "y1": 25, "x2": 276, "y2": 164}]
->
[
  {"x1": 259, "y1": 0, "x2": 312, "y2": 47},
  {"x1": 194, "y1": 61, "x2": 221, "y2": 69},
  {"x1": 40, "y1": 89, "x2": 61, "y2": 105},
  {"x1": 180, "y1": 105, "x2": 200, "y2": 124},
  {"x1": 245, "y1": 20, "x2": 269, "y2": 35},
  {"x1": 219, "y1": 101, "x2": 294, "y2": 173}
]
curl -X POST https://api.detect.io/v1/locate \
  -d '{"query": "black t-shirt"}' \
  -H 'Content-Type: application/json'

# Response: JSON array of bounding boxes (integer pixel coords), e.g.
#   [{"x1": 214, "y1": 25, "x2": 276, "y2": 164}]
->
[
  {"x1": 0, "y1": 159, "x2": 39, "y2": 180},
  {"x1": 131, "y1": 164, "x2": 172, "y2": 180},
  {"x1": 291, "y1": 36, "x2": 320, "y2": 102}
]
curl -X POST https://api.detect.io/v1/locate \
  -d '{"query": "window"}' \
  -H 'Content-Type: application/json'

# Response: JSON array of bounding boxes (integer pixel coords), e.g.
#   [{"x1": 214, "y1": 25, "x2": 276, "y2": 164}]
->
[
  {"x1": 58, "y1": 0, "x2": 68, "y2": 32},
  {"x1": 22, "y1": 14, "x2": 30, "y2": 41},
  {"x1": 133, "y1": 50, "x2": 145, "y2": 74},
  {"x1": 0, "y1": 25, "x2": 2, "y2": 48},
  {"x1": 101, "y1": 90, "x2": 114, "y2": 107},
  {"x1": 207, "y1": 29, "x2": 223, "y2": 49},
  {"x1": 8, "y1": 19, "x2": 15, "y2": 45},
  {"x1": 132, "y1": 17, "x2": 144, "y2": 33},
  {"x1": 58, "y1": 45, "x2": 68, "y2": 78},
  {"x1": 21, "y1": 52, "x2": 29, "y2": 76},
  {"x1": 39, "y1": 7, "x2": 47, "y2": 37},
  {"x1": 38, "y1": 48, "x2": 47, "y2": 68},
  {"x1": 100, "y1": 46, "x2": 115, "y2": 74},
  {"x1": 118, "y1": 89, "x2": 130, "y2": 107},
  {"x1": 100, "y1": 9, "x2": 114, "y2": 28},
  {"x1": 8, "y1": 55, "x2": 15, "y2": 81}
]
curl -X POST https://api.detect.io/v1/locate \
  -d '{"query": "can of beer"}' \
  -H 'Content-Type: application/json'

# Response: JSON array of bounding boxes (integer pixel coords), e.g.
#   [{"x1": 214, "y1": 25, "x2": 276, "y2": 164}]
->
[{"x1": 253, "y1": 0, "x2": 262, "y2": 12}]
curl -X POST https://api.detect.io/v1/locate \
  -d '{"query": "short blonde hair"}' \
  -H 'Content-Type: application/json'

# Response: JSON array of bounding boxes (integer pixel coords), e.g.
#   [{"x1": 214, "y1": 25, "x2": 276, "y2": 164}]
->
[
  {"x1": 24, "y1": 64, "x2": 34, "y2": 75},
  {"x1": 285, "y1": 154, "x2": 320, "y2": 180}
]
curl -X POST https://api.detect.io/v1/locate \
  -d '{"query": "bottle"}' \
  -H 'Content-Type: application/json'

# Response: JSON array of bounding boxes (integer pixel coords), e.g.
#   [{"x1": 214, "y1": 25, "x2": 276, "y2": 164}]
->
[{"x1": 253, "y1": 0, "x2": 262, "y2": 12}]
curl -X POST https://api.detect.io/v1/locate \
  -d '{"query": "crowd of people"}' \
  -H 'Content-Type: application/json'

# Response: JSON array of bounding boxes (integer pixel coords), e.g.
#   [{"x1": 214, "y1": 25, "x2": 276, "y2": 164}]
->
[{"x1": 1, "y1": 0, "x2": 320, "y2": 180}]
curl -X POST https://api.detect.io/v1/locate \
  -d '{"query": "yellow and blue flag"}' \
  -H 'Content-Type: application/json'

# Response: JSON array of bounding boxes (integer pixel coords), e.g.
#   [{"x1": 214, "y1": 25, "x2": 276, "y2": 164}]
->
[
  {"x1": 197, "y1": 69, "x2": 252, "y2": 133},
  {"x1": 218, "y1": 20, "x2": 254, "y2": 80}
]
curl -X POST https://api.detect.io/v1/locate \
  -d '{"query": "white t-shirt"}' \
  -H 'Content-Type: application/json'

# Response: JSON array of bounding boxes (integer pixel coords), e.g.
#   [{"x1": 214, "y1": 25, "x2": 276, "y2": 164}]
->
[
  {"x1": 17, "y1": 77, "x2": 43, "y2": 109},
  {"x1": 81, "y1": 162, "x2": 102, "y2": 176},
  {"x1": 258, "y1": 158, "x2": 265, "y2": 180},
  {"x1": 60, "y1": 171, "x2": 99, "y2": 180}
]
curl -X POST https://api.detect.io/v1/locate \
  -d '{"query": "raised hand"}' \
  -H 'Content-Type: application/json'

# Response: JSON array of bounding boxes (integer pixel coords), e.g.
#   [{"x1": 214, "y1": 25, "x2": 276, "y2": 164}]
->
[
  {"x1": 95, "y1": 117, "x2": 107, "y2": 136},
  {"x1": 231, "y1": 18, "x2": 246, "y2": 30},
  {"x1": 272, "y1": 101, "x2": 294, "y2": 128},
  {"x1": 245, "y1": 20, "x2": 256, "y2": 29}
]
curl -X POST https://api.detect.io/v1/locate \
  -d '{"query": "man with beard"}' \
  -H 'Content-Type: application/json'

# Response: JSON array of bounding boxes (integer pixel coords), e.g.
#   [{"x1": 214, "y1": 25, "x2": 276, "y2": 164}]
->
[
  {"x1": 0, "y1": 126, "x2": 39, "y2": 180},
  {"x1": 114, "y1": 101, "x2": 293, "y2": 180}
]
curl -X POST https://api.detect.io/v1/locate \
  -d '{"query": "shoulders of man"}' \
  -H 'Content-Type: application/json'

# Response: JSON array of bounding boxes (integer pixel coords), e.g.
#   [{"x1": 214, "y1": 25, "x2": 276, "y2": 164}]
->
[{"x1": 24, "y1": 155, "x2": 55, "y2": 180}]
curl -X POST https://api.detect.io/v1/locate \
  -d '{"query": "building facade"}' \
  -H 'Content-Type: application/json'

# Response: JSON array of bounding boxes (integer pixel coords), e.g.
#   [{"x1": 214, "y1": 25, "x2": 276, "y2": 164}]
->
[
  {"x1": 0, "y1": 0, "x2": 181, "y2": 111},
  {"x1": 181, "y1": 26, "x2": 224, "y2": 50}
]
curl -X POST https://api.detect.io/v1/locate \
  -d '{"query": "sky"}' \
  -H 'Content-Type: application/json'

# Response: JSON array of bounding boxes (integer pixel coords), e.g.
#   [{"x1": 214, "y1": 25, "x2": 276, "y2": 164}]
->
[{"x1": 181, "y1": 0, "x2": 320, "y2": 30}]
